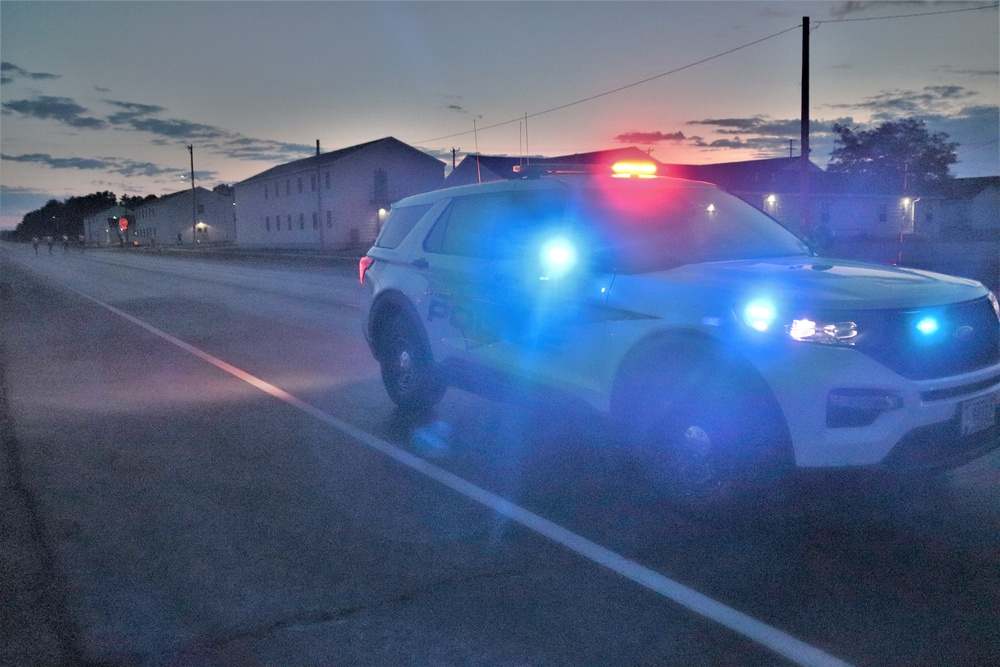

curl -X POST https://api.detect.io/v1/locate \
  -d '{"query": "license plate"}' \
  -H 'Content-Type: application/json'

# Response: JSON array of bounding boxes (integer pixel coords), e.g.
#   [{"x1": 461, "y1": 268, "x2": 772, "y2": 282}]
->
[{"x1": 960, "y1": 393, "x2": 997, "y2": 436}]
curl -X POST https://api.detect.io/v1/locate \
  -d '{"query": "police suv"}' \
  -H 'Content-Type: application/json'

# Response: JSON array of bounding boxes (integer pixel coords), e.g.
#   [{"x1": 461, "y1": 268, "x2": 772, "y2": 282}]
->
[{"x1": 360, "y1": 162, "x2": 1000, "y2": 498}]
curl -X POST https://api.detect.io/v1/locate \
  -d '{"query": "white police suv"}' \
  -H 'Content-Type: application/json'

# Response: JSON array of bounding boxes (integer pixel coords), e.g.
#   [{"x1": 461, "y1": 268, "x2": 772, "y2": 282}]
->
[{"x1": 360, "y1": 162, "x2": 1000, "y2": 498}]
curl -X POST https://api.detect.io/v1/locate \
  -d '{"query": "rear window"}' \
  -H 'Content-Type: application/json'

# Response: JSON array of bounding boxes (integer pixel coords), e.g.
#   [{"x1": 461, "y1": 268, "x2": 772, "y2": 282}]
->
[{"x1": 374, "y1": 204, "x2": 433, "y2": 249}]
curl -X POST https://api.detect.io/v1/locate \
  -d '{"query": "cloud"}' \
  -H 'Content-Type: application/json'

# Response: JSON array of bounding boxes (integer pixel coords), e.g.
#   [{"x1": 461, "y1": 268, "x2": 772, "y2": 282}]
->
[
  {"x1": 829, "y1": 2, "x2": 927, "y2": 18},
  {"x1": 614, "y1": 130, "x2": 686, "y2": 144},
  {"x1": 0, "y1": 152, "x2": 215, "y2": 180},
  {"x1": 101, "y1": 98, "x2": 312, "y2": 161},
  {"x1": 0, "y1": 61, "x2": 60, "y2": 85},
  {"x1": 215, "y1": 136, "x2": 314, "y2": 162},
  {"x1": 688, "y1": 116, "x2": 802, "y2": 137},
  {"x1": 828, "y1": 85, "x2": 979, "y2": 117},
  {"x1": 1, "y1": 96, "x2": 105, "y2": 129},
  {"x1": 936, "y1": 65, "x2": 1000, "y2": 79},
  {"x1": 105, "y1": 100, "x2": 168, "y2": 123}
]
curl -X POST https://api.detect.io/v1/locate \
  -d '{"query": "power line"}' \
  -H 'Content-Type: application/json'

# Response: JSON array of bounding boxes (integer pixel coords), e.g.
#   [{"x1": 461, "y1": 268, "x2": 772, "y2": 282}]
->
[
  {"x1": 416, "y1": 23, "x2": 803, "y2": 144},
  {"x1": 956, "y1": 137, "x2": 999, "y2": 155},
  {"x1": 417, "y1": 2, "x2": 998, "y2": 148},
  {"x1": 816, "y1": 3, "x2": 998, "y2": 25}
]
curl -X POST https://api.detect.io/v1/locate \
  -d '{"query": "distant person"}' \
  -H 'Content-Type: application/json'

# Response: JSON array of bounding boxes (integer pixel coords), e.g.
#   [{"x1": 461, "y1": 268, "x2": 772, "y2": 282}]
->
[
  {"x1": 45, "y1": 236, "x2": 54, "y2": 254},
  {"x1": 31, "y1": 237, "x2": 39, "y2": 255},
  {"x1": 177, "y1": 232, "x2": 183, "y2": 244},
  {"x1": 78, "y1": 234, "x2": 86, "y2": 251},
  {"x1": 62, "y1": 234, "x2": 70, "y2": 254}
]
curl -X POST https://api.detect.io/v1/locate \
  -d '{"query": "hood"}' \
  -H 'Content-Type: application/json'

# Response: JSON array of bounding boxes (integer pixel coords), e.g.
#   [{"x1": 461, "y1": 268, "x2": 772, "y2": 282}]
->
[{"x1": 609, "y1": 257, "x2": 989, "y2": 314}]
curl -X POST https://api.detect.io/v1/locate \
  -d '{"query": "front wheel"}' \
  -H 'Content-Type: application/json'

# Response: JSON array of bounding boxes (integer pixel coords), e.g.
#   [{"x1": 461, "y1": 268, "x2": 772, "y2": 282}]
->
[
  {"x1": 614, "y1": 347, "x2": 793, "y2": 509},
  {"x1": 377, "y1": 313, "x2": 445, "y2": 413}
]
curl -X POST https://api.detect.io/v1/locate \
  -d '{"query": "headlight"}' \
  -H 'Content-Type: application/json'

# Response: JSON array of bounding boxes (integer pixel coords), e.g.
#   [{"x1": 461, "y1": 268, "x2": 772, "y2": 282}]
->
[
  {"x1": 740, "y1": 300, "x2": 858, "y2": 345},
  {"x1": 989, "y1": 290, "x2": 1000, "y2": 320},
  {"x1": 787, "y1": 318, "x2": 858, "y2": 345}
]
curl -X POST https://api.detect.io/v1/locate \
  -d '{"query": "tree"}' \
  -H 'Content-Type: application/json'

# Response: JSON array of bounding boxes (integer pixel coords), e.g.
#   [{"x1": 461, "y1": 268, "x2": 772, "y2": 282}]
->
[
  {"x1": 13, "y1": 191, "x2": 118, "y2": 240},
  {"x1": 212, "y1": 183, "x2": 234, "y2": 198},
  {"x1": 119, "y1": 193, "x2": 157, "y2": 209},
  {"x1": 827, "y1": 118, "x2": 957, "y2": 190}
]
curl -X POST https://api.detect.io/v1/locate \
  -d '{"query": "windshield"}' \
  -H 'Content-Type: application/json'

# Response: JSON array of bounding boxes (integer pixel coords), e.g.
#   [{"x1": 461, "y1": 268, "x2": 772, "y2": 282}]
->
[{"x1": 573, "y1": 179, "x2": 812, "y2": 273}]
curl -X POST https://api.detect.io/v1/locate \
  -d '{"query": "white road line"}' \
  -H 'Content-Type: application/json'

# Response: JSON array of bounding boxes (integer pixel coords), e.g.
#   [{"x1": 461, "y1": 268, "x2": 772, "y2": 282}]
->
[{"x1": 10, "y1": 252, "x2": 854, "y2": 667}]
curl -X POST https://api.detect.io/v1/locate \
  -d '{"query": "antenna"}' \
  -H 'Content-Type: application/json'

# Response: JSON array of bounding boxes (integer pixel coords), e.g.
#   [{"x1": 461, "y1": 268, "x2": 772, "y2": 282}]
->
[
  {"x1": 524, "y1": 112, "x2": 530, "y2": 165},
  {"x1": 474, "y1": 119, "x2": 481, "y2": 184}
]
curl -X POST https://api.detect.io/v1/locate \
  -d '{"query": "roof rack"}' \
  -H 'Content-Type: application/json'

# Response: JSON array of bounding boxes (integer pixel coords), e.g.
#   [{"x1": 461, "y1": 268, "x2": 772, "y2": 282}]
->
[{"x1": 512, "y1": 163, "x2": 596, "y2": 179}]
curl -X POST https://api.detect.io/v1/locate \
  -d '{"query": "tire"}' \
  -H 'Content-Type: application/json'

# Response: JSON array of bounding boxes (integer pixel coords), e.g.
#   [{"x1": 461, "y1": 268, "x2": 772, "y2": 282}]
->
[
  {"x1": 376, "y1": 312, "x2": 445, "y2": 412},
  {"x1": 613, "y1": 343, "x2": 793, "y2": 510}
]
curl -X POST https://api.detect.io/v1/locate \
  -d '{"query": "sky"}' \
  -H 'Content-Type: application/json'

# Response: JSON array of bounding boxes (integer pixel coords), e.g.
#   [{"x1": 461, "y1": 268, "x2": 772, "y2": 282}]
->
[{"x1": 1, "y1": 1, "x2": 998, "y2": 230}]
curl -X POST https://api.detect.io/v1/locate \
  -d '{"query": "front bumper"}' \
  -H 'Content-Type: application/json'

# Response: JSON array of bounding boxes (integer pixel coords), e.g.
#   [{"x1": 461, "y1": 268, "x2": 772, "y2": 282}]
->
[
  {"x1": 880, "y1": 410, "x2": 1000, "y2": 471},
  {"x1": 756, "y1": 342, "x2": 1000, "y2": 469}
]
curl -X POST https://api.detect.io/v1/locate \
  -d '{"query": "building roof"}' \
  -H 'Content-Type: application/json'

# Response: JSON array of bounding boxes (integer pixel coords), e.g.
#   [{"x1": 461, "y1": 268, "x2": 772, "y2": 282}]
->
[
  {"x1": 927, "y1": 175, "x2": 1000, "y2": 199},
  {"x1": 665, "y1": 156, "x2": 826, "y2": 192},
  {"x1": 236, "y1": 136, "x2": 443, "y2": 185}
]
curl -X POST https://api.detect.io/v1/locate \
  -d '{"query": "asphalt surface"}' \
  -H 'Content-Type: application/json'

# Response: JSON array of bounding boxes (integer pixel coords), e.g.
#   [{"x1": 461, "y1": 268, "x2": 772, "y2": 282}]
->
[{"x1": 1, "y1": 242, "x2": 998, "y2": 666}]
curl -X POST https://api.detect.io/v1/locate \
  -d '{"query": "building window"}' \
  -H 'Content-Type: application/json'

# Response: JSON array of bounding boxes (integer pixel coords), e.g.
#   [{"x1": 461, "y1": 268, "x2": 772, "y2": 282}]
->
[
  {"x1": 326, "y1": 211, "x2": 332, "y2": 228},
  {"x1": 299, "y1": 213, "x2": 305, "y2": 230},
  {"x1": 312, "y1": 212, "x2": 318, "y2": 229},
  {"x1": 265, "y1": 216, "x2": 270, "y2": 232},
  {"x1": 298, "y1": 177, "x2": 303, "y2": 193},
  {"x1": 286, "y1": 180, "x2": 291, "y2": 196},
  {"x1": 325, "y1": 171, "x2": 331, "y2": 189},
  {"x1": 287, "y1": 215, "x2": 292, "y2": 230}
]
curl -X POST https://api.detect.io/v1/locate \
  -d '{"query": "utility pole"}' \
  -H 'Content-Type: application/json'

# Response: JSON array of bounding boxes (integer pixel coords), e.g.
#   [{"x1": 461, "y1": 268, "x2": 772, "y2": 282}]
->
[
  {"x1": 452, "y1": 147, "x2": 459, "y2": 170},
  {"x1": 799, "y1": 17, "x2": 812, "y2": 236},
  {"x1": 316, "y1": 139, "x2": 325, "y2": 249},
  {"x1": 188, "y1": 144, "x2": 196, "y2": 244}
]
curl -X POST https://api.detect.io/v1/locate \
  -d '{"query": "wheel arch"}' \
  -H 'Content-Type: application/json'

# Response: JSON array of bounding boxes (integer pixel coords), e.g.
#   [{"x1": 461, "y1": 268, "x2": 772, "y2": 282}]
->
[
  {"x1": 609, "y1": 327, "x2": 789, "y2": 440},
  {"x1": 367, "y1": 290, "x2": 431, "y2": 363}
]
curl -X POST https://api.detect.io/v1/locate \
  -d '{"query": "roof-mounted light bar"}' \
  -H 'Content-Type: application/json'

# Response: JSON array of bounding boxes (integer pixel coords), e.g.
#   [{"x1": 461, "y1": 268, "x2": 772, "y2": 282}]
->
[
  {"x1": 513, "y1": 161, "x2": 660, "y2": 179},
  {"x1": 611, "y1": 161, "x2": 658, "y2": 178}
]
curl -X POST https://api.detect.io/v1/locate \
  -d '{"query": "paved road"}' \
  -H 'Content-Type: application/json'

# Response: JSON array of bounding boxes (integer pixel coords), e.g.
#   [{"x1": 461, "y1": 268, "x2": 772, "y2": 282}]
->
[{"x1": 1, "y1": 243, "x2": 998, "y2": 666}]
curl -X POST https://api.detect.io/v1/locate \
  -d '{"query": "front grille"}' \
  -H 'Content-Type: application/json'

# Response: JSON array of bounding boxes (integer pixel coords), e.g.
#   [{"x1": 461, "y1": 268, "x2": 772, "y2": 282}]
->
[{"x1": 849, "y1": 296, "x2": 1000, "y2": 380}]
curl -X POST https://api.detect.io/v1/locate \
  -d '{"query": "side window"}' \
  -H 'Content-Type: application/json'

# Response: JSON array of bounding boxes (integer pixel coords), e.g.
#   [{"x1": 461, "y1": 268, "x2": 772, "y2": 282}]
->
[
  {"x1": 424, "y1": 191, "x2": 566, "y2": 257},
  {"x1": 375, "y1": 204, "x2": 433, "y2": 249}
]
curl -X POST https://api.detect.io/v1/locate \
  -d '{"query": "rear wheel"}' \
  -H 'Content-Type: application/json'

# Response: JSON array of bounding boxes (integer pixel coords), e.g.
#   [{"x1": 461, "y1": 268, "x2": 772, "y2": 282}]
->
[{"x1": 376, "y1": 313, "x2": 445, "y2": 412}]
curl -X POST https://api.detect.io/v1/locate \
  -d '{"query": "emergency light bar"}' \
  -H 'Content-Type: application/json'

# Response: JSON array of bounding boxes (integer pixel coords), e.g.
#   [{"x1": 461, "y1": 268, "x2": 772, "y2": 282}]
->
[{"x1": 513, "y1": 161, "x2": 660, "y2": 179}]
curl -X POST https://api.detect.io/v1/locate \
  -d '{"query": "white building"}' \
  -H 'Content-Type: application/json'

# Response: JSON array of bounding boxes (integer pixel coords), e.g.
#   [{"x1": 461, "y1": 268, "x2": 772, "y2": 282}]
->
[
  {"x1": 234, "y1": 137, "x2": 444, "y2": 249},
  {"x1": 133, "y1": 187, "x2": 236, "y2": 245},
  {"x1": 84, "y1": 205, "x2": 135, "y2": 246}
]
